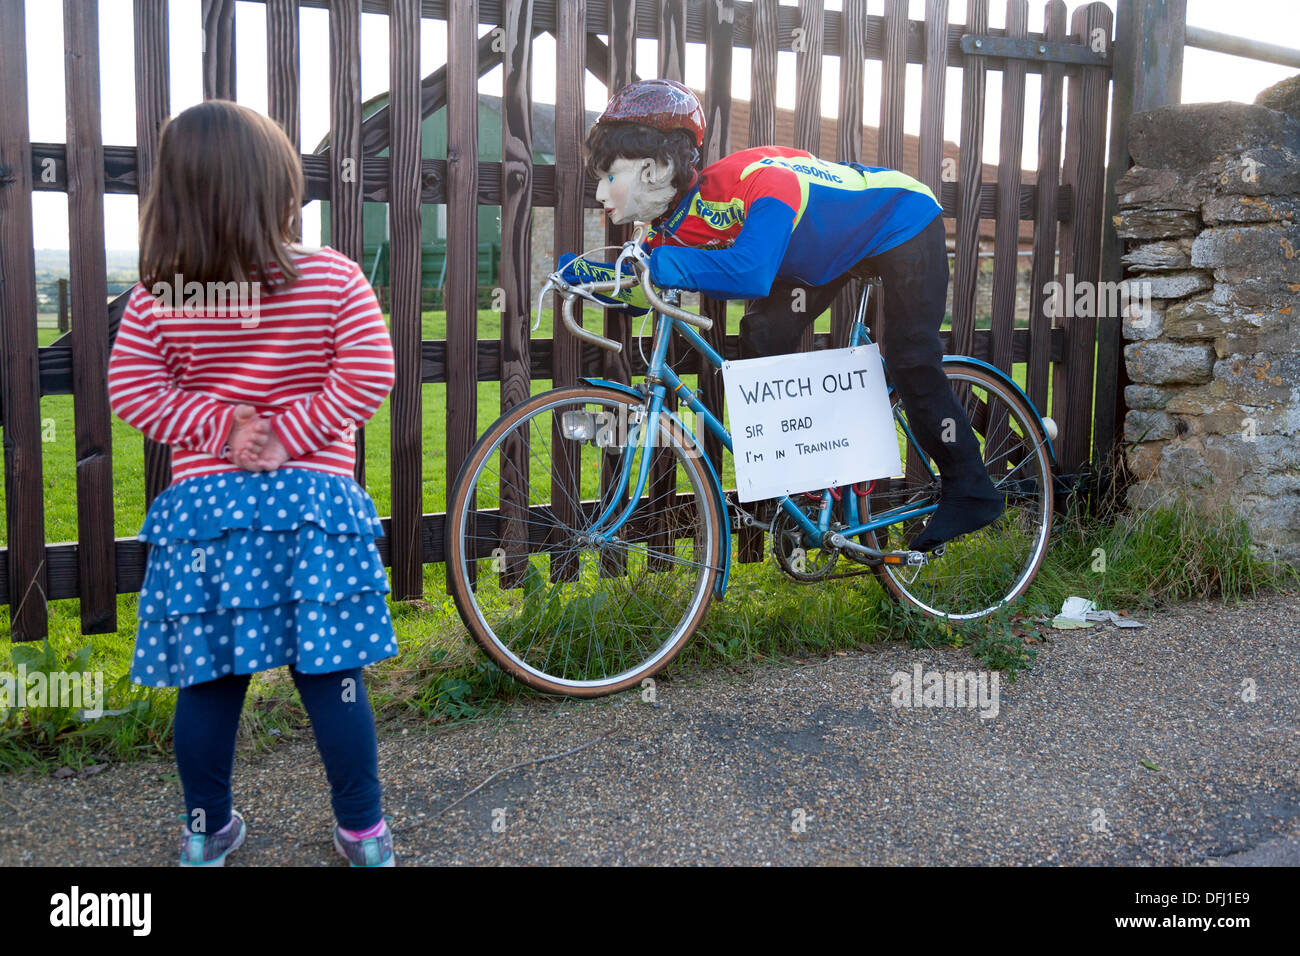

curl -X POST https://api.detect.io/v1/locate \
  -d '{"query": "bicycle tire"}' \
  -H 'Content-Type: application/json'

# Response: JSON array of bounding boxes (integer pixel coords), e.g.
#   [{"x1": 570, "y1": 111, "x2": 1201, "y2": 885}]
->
[
  {"x1": 445, "y1": 385, "x2": 724, "y2": 697},
  {"x1": 863, "y1": 363, "x2": 1054, "y2": 620}
]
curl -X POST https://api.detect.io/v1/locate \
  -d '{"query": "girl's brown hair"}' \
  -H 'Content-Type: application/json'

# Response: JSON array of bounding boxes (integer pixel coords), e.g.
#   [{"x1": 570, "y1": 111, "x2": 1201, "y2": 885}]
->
[{"x1": 139, "y1": 100, "x2": 304, "y2": 292}]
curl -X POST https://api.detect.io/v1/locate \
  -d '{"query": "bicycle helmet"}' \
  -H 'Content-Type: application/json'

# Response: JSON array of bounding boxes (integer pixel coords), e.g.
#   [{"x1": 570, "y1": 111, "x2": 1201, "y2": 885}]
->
[{"x1": 595, "y1": 78, "x2": 706, "y2": 149}]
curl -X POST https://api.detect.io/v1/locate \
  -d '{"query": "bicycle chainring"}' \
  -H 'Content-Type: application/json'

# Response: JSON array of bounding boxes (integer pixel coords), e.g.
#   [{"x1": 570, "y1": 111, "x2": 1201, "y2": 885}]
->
[{"x1": 770, "y1": 500, "x2": 842, "y2": 582}]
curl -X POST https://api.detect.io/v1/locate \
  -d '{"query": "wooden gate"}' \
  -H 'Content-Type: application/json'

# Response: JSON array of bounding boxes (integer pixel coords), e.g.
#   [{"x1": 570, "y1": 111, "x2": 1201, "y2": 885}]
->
[{"x1": 0, "y1": 0, "x2": 1122, "y2": 639}]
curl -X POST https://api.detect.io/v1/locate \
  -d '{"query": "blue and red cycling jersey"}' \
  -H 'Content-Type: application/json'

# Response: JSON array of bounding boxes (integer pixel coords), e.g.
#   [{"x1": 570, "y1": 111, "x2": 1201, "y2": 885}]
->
[{"x1": 644, "y1": 145, "x2": 943, "y2": 299}]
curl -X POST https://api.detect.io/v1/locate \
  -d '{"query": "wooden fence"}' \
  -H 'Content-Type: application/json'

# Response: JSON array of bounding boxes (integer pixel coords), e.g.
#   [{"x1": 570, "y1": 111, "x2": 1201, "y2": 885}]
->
[{"x1": 0, "y1": 0, "x2": 1131, "y2": 640}]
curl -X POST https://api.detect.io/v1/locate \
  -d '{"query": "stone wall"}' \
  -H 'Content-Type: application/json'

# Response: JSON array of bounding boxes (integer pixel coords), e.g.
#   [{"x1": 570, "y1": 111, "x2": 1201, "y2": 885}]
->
[{"x1": 1115, "y1": 99, "x2": 1300, "y2": 563}]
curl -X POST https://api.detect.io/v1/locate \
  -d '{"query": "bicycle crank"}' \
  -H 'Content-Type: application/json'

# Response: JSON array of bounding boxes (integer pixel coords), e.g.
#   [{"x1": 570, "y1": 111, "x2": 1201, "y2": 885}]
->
[{"x1": 827, "y1": 531, "x2": 942, "y2": 567}]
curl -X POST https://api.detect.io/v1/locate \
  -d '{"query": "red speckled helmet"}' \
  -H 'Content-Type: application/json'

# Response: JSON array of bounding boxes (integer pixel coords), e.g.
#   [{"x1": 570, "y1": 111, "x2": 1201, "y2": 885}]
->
[{"x1": 596, "y1": 78, "x2": 706, "y2": 148}]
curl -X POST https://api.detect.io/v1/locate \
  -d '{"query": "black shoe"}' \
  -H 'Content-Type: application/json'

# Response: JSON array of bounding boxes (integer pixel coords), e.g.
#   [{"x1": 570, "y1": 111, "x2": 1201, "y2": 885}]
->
[{"x1": 909, "y1": 485, "x2": 1004, "y2": 552}]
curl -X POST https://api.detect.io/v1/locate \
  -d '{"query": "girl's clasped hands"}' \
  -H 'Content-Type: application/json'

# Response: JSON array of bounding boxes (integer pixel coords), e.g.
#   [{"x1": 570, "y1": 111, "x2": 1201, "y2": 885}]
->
[{"x1": 226, "y1": 404, "x2": 291, "y2": 472}]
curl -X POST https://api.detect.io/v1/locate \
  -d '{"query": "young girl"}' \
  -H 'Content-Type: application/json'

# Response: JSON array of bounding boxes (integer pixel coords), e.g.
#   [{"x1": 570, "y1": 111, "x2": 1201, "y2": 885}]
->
[{"x1": 108, "y1": 100, "x2": 399, "y2": 867}]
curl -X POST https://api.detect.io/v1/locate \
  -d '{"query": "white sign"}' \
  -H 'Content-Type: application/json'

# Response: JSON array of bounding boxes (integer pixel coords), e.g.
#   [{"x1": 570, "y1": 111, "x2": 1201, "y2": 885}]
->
[{"x1": 721, "y1": 345, "x2": 901, "y2": 502}]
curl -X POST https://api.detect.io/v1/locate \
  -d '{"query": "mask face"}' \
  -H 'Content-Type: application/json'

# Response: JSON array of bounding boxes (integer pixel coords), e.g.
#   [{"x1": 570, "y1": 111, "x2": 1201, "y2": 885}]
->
[{"x1": 594, "y1": 156, "x2": 677, "y2": 225}]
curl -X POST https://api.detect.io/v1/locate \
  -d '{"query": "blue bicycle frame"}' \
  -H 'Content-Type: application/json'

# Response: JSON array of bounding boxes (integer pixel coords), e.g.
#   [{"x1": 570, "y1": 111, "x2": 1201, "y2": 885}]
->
[{"x1": 571, "y1": 308, "x2": 937, "y2": 601}]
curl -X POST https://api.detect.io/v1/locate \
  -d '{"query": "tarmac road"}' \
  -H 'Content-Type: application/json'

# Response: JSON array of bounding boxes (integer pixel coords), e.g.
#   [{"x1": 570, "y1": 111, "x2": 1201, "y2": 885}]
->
[{"x1": 1, "y1": 595, "x2": 1297, "y2": 866}]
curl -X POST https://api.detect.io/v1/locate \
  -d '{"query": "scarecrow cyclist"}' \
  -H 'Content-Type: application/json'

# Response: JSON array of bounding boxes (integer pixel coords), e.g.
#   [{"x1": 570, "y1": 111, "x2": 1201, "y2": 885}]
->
[{"x1": 561, "y1": 78, "x2": 1002, "y2": 553}]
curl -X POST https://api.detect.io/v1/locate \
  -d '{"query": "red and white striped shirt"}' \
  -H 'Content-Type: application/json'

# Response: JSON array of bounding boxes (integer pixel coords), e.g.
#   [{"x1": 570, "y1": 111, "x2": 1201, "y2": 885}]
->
[{"x1": 108, "y1": 246, "x2": 396, "y2": 485}]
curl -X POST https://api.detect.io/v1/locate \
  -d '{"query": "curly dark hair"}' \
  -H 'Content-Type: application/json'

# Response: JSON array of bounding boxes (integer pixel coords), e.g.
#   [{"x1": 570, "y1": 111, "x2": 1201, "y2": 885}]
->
[{"x1": 583, "y1": 121, "x2": 701, "y2": 193}]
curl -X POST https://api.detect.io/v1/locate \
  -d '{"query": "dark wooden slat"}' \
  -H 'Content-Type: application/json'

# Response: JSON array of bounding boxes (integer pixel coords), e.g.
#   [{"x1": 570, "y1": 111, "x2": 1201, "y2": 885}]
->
[
  {"x1": 793, "y1": 0, "x2": 823, "y2": 156},
  {"x1": 699, "y1": 0, "x2": 733, "y2": 473},
  {"x1": 737, "y1": 0, "x2": 782, "y2": 564},
  {"x1": 658, "y1": 0, "x2": 686, "y2": 80},
  {"x1": 598, "y1": 0, "x2": 639, "y2": 578},
  {"x1": 230, "y1": 0, "x2": 1112, "y2": 75},
  {"x1": 328, "y1": 1, "x2": 363, "y2": 265},
  {"x1": 650, "y1": 0, "x2": 687, "y2": 573},
  {"x1": 0, "y1": 0, "x2": 50, "y2": 638},
  {"x1": 988, "y1": 0, "x2": 1027, "y2": 378},
  {"x1": 44, "y1": 326, "x2": 1062, "y2": 397},
  {"x1": 602, "y1": 0, "x2": 636, "y2": 387},
  {"x1": 30, "y1": 143, "x2": 1076, "y2": 224},
  {"x1": 64, "y1": 0, "x2": 116, "y2": 636},
  {"x1": 1027, "y1": 0, "x2": 1066, "y2": 414},
  {"x1": 915, "y1": 0, "x2": 956, "y2": 504},
  {"x1": 793, "y1": 0, "x2": 821, "y2": 354},
  {"x1": 446, "y1": 0, "x2": 480, "y2": 585},
  {"x1": 745, "y1": 0, "x2": 777, "y2": 352},
  {"x1": 388, "y1": 0, "x2": 424, "y2": 599},
  {"x1": 1056, "y1": 2, "x2": 1113, "y2": 474},
  {"x1": 828, "y1": 0, "x2": 865, "y2": 357},
  {"x1": 497, "y1": 0, "x2": 534, "y2": 589},
  {"x1": 551, "y1": 0, "x2": 585, "y2": 581},
  {"x1": 983, "y1": 0, "x2": 1029, "y2": 479},
  {"x1": 201, "y1": 0, "x2": 236, "y2": 100},
  {"x1": 134, "y1": 1, "x2": 171, "y2": 507},
  {"x1": 3, "y1": 454, "x2": 1101, "y2": 607},
  {"x1": 267, "y1": 0, "x2": 301, "y2": 155},
  {"x1": 917, "y1": 0, "x2": 949, "y2": 194},
  {"x1": 749, "y1": 0, "x2": 777, "y2": 147},
  {"x1": 878, "y1": 0, "x2": 907, "y2": 169},
  {"x1": 0, "y1": 498, "x2": 694, "y2": 602},
  {"x1": 949, "y1": 0, "x2": 988, "y2": 359},
  {"x1": 871, "y1": 0, "x2": 909, "y2": 349},
  {"x1": 329, "y1": 0, "x2": 367, "y2": 485}
]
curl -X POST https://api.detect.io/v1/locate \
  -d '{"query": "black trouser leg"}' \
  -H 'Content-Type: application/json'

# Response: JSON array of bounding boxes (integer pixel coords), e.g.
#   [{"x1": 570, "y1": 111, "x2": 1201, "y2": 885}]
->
[
  {"x1": 733, "y1": 216, "x2": 1001, "y2": 550},
  {"x1": 737, "y1": 276, "x2": 849, "y2": 359},
  {"x1": 858, "y1": 216, "x2": 1002, "y2": 550}
]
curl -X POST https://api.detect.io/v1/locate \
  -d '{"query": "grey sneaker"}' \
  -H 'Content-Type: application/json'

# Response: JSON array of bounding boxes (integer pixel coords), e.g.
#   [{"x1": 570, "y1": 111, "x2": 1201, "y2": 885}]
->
[
  {"x1": 333, "y1": 819, "x2": 396, "y2": 867},
  {"x1": 178, "y1": 809, "x2": 246, "y2": 867}
]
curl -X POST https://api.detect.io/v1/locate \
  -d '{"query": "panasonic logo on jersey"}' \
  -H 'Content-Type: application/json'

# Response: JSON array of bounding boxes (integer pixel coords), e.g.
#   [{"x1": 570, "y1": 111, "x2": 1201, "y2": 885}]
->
[{"x1": 756, "y1": 157, "x2": 843, "y2": 183}]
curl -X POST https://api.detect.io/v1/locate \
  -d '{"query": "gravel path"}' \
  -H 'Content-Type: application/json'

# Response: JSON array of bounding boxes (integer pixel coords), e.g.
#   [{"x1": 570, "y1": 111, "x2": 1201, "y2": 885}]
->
[{"x1": 2, "y1": 595, "x2": 1297, "y2": 866}]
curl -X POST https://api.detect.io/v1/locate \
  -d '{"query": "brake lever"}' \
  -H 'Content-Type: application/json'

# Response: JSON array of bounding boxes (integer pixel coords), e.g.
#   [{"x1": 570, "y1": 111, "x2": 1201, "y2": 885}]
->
[{"x1": 534, "y1": 277, "x2": 556, "y2": 332}]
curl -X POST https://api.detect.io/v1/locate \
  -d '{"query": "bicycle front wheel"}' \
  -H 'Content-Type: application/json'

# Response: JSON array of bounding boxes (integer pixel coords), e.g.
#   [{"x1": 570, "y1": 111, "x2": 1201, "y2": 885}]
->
[
  {"x1": 444, "y1": 386, "x2": 723, "y2": 697},
  {"x1": 863, "y1": 363, "x2": 1054, "y2": 620}
]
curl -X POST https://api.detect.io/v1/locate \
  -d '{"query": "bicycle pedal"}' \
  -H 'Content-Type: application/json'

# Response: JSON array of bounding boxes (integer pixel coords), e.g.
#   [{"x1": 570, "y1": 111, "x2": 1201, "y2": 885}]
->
[{"x1": 882, "y1": 550, "x2": 932, "y2": 567}]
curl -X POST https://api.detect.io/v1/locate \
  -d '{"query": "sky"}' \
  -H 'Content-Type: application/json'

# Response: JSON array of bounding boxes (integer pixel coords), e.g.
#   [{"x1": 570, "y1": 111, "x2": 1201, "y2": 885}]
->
[{"x1": 22, "y1": 0, "x2": 1300, "y2": 252}]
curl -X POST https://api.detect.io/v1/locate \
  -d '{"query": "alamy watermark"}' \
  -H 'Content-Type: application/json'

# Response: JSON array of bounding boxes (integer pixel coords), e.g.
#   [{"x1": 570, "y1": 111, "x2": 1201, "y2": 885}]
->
[
  {"x1": 560, "y1": 404, "x2": 701, "y2": 457},
  {"x1": 0, "y1": 665, "x2": 106, "y2": 719},
  {"x1": 1042, "y1": 273, "x2": 1153, "y2": 322},
  {"x1": 150, "y1": 275, "x2": 262, "y2": 327},
  {"x1": 890, "y1": 663, "x2": 1000, "y2": 719}
]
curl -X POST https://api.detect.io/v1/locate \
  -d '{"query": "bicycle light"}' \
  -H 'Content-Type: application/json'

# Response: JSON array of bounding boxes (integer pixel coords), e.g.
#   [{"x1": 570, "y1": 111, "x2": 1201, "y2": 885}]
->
[
  {"x1": 561, "y1": 410, "x2": 599, "y2": 441},
  {"x1": 1042, "y1": 416, "x2": 1059, "y2": 441}
]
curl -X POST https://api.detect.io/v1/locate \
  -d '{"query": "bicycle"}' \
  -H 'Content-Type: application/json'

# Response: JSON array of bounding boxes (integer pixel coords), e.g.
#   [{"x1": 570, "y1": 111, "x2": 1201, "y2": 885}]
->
[{"x1": 445, "y1": 223, "x2": 1058, "y2": 698}]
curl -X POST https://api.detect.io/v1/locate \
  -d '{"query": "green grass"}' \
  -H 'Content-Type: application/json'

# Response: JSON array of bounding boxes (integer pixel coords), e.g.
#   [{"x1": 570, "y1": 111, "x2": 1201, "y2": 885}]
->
[{"x1": 1, "y1": 305, "x2": 1291, "y2": 774}]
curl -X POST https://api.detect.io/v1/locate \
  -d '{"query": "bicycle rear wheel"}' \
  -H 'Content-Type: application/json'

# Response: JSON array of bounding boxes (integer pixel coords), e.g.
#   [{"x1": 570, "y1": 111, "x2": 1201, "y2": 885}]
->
[
  {"x1": 863, "y1": 363, "x2": 1053, "y2": 620},
  {"x1": 444, "y1": 386, "x2": 723, "y2": 697}
]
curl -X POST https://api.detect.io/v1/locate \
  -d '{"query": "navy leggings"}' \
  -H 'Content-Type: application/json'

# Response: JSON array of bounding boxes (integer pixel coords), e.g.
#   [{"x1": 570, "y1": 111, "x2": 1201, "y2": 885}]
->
[{"x1": 173, "y1": 666, "x2": 383, "y2": 832}]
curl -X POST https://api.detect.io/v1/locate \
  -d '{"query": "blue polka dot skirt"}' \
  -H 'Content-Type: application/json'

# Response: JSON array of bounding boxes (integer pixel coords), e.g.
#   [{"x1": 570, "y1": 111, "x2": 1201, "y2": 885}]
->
[{"x1": 130, "y1": 467, "x2": 398, "y2": 688}]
